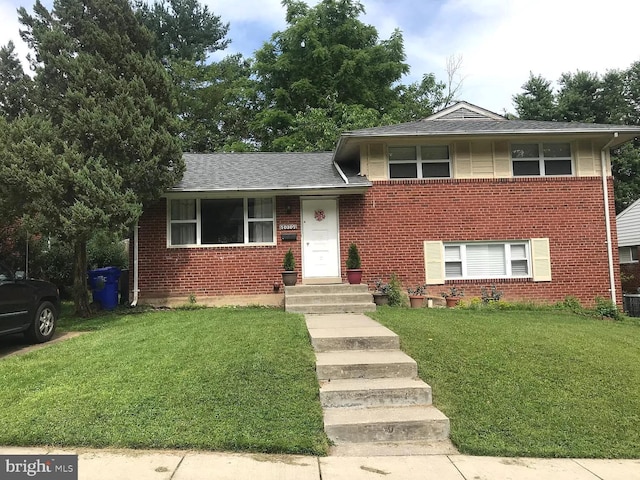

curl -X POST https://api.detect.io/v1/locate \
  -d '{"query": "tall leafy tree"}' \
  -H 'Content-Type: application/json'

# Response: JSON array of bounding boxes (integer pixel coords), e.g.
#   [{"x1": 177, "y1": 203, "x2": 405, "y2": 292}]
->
[
  {"x1": 0, "y1": 0, "x2": 183, "y2": 315},
  {"x1": 172, "y1": 53, "x2": 257, "y2": 152},
  {"x1": 252, "y1": 0, "x2": 410, "y2": 150},
  {"x1": 0, "y1": 41, "x2": 33, "y2": 120},
  {"x1": 134, "y1": 0, "x2": 255, "y2": 152},
  {"x1": 513, "y1": 66, "x2": 640, "y2": 212},
  {"x1": 390, "y1": 73, "x2": 448, "y2": 122}
]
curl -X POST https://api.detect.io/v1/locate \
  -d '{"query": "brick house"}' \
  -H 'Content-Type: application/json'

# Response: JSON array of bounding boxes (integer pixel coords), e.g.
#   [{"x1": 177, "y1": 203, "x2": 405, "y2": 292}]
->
[
  {"x1": 131, "y1": 102, "x2": 640, "y2": 307},
  {"x1": 617, "y1": 198, "x2": 640, "y2": 293}
]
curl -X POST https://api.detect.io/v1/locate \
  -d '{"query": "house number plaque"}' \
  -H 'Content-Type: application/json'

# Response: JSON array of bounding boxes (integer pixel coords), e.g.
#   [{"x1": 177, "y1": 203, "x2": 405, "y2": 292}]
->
[{"x1": 279, "y1": 224, "x2": 298, "y2": 230}]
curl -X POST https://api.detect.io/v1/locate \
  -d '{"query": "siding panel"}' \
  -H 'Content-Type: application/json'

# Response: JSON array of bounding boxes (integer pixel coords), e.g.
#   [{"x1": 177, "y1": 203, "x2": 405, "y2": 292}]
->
[
  {"x1": 454, "y1": 141, "x2": 472, "y2": 178},
  {"x1": 366, "y1": 143, "x2": 386, "y2": 180},
  {"x1": 471, "y1": 140, "x2": 494, "y2": 176},
  {"x1": 494, "y1": 141, "x2": 511, "y2": 177},
  {"x1": 617, "y1": 199, "x2": 640, "y2": 246}
]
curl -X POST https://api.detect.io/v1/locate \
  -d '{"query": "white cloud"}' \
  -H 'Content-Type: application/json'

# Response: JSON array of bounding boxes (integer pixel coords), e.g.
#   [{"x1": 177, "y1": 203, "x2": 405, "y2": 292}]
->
[
  {"x1": 0, "y1": 1, "x2": 31, "y2": 65},
  {"x1": 201, "y1": 0, "x2": 287, "y2": 26},
  {"x1": 377, "y1": 0, "x2": 640, "y2": 113},
  {"x1": 3, "y1": 0, "x2": 640, "y2": 115}
]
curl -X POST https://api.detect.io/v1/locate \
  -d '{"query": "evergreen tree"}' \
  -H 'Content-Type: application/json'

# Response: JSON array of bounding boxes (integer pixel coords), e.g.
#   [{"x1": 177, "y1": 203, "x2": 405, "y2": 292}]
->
[
  {"x1": 0, "y1": 0, "x2": 183, "y2": 315},
  {"x1": 0, "y1": 41, "x2": 33, "y2": 120},
  {"x1": 513, "y1": 66, "x2": 640, "y2": 212},
  {"x1": 513, "y1": 73, "x2": 556, "y2": 121},
  {"x1": 134, "y1": 0, "x2": 229, "y2": 64}
]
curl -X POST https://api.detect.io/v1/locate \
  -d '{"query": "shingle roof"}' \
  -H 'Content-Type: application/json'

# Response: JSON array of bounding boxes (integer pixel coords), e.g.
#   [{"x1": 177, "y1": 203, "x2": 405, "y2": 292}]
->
[
  {"x1": 170, "y1": 152, "x2": 371, "y2": 193},
  {"x1": 333, "y1": 102, "x2": 640, "y2": 161},
  {"x1": 345, "y1": 118, "x2": 640, "y2": 137}
]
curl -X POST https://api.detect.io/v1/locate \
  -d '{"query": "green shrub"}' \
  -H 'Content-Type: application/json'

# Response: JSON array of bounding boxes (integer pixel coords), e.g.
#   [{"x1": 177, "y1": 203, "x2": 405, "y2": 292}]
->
[
  {"x1": 282, "y1": 248, "x2": 296, "y2": 271},
  {"x1": 558, "y1": 295, "x2": 583, "y2": 313},
  {"x1": 387, "y1": 273, "x2": 404, "y2": 307},
  {"x1": 346, "y1": 243, "x2": 361, "y2": 269},
  {"x1": 87, "y1": 230, "x2": 128, "y2": 269},
  {"x1": 593, "y1": 296, "x2": 620, "y2": 320}
]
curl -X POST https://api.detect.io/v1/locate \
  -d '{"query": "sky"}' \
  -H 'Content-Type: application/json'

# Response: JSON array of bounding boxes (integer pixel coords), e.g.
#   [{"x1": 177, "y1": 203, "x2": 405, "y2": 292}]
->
[{"x1": 2, "y1": 0, "x2": 640, "y2": 115}]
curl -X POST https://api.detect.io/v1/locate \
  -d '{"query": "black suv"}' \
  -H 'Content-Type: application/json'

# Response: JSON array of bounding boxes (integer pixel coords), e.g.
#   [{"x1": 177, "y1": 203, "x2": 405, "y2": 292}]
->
[{"x1": 0, "y1": 263, "x2": 60, "y2": 343}]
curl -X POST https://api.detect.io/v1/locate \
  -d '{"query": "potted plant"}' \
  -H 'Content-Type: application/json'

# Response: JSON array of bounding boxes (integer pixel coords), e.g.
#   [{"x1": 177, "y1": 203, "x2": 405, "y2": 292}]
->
[
  {"x1": 281, "y1": 248, "x2": 298, "y2": 286},
  {"x1": 407, "y1": 284, "x2": 427, "y2": 308},
  {"x1": 345, "y1": 243, "x2": 362, "y2": 284},
  {"x1": 373, "y1": 279, "x2": 390, "y2": 306},
  {"x1": 441, "y1": 286, "x2": 464, "y2": 307}
]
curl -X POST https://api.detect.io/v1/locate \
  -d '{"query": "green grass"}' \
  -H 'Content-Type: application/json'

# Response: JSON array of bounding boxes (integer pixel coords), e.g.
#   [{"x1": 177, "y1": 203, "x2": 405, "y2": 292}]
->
[
  {"x1": 0, "y1": 307, "x2": 329, "y2": 455},
  {"x1": 370, "y1": 307, "x2": 640, "y2": 458}
]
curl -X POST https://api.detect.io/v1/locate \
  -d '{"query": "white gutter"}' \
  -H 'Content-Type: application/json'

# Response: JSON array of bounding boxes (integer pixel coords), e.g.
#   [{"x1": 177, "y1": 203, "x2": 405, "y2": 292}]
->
[
  {"x1": 601, "y1": 133, "x2": 618, "y2": 306},
  {"x1": 333, "y1": 161, "x2": 349, "y2": 184},
  {"x1": 130, "y1": 222, "x2": 139, "y2": 307}
]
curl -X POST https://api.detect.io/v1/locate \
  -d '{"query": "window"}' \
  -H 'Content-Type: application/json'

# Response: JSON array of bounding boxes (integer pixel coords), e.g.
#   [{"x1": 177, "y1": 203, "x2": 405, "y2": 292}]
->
[
  {"x1": 169, "y1": 197, "x2": 274, "y2": 246},
  {"x1": 170, "y1": 199, "x2": 196, "y2": 245},
  {"x1": 443, "y1": 242, "x2": 531, "y2": 279},
  {"x1": 619, "y1": 246, "x2": 639, "y2": 264},
  {"x1": 389, "y1": 145, "x2": 451, "y2": 179},
  {"x1": 511, "y1": 143, "x2": 572, "y2": 176}
]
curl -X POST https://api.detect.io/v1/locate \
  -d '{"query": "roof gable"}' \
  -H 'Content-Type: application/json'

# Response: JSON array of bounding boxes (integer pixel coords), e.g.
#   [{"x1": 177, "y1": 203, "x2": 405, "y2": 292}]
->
[{"x1": 425, "y1": 101, "x2": 505, "y2": 121}]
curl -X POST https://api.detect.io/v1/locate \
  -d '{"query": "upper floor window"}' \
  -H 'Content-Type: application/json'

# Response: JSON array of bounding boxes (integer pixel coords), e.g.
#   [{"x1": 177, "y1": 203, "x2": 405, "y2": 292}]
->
[
  {"x1": 511, "y1": 143, "x2": 572, "y2": 176},
  {"x1": 389, "y1": 145, "x2": 451, "y2": 179},
  {"x1": 169, "y1": 197, "x2": 275, "y2": 246}
]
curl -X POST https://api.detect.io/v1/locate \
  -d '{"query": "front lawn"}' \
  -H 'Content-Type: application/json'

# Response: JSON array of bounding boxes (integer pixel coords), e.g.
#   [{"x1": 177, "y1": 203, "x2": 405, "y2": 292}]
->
[
  {"x1": 371, "y1": 308, "x2": 640, "y2": 458},
  {"x1": 0, "y1": 308, "x2": 328, "y2": 455}
]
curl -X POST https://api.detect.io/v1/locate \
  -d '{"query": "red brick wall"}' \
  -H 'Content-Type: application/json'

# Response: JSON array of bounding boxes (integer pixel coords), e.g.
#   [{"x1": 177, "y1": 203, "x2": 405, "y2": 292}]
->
[
  {"x1": 136, "y1": 177, "x2": 620, "y2": 306},
  {"x1": 136, "y1": 196, "x2": 302, "y2": 298},
  {"x1": 338, "y1": 176, "x2": 620, "y2": 307}
]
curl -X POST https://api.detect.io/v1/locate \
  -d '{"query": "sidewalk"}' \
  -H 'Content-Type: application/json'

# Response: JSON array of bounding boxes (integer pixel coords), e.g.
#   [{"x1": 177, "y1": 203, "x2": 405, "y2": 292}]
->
[{"x1": 2, "y1": 447, "x2": 639, "y2": 480}]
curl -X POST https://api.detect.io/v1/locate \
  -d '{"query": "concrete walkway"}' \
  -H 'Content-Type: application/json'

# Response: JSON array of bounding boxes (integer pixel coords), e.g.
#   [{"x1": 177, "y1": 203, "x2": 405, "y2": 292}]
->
[{"x1": 1, "y1": 447, "x2": 639, "y2": 479}]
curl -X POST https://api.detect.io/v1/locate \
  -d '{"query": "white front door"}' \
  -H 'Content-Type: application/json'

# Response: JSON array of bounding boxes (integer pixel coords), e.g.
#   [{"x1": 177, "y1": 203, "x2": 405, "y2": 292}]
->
[{"x1": 302, "y1": 198, "x2": 340, "y2": 280}]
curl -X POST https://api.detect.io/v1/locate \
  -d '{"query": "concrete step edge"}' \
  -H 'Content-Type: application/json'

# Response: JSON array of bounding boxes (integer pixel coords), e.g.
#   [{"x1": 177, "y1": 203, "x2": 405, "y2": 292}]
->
[
  {"x1": 323, "y1": 405, "x2": 449, "y2": 425},
  {"x1": 320, "y1": 377, "x2": 431, "y2": 392}
]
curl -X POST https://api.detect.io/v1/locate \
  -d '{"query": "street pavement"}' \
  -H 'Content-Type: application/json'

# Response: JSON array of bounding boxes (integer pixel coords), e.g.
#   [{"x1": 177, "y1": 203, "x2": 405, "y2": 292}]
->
[{"x1": 1, "y1": 446, "x2": 639, "y2": 479}]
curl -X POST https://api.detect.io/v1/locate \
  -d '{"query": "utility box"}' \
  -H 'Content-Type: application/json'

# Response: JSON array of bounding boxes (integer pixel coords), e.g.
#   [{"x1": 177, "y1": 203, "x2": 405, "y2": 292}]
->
[{"x1": 623, "y1": 294, "x2": 640, "y2": 317}]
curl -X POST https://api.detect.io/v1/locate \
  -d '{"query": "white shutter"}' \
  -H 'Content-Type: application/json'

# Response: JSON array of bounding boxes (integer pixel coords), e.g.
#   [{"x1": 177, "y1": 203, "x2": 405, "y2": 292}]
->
[
  {"x1": 424, "y1": 241, "x2": 444, "y2": 285},
  {"x1": 531, "y1": 238, "x2": 552, "y2": 282}
]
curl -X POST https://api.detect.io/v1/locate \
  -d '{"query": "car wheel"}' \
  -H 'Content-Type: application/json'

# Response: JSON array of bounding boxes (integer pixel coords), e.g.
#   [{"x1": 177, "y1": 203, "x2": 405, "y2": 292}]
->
[{"x1": 25, "y1": 301, "x2": 57, "y2": 343}]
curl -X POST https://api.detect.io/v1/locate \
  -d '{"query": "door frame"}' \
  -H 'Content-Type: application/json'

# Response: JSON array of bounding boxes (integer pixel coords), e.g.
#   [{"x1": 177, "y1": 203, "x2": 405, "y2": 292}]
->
[{"x1": 301, "y1": 196, "x2": 341, "y2": 282}]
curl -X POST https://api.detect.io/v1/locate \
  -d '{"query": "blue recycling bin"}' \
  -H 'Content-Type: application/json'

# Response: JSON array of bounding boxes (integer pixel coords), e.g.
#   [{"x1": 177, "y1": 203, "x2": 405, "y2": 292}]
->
[{"x1": 88, "y1": 267, "x2": 121, "y2": 310}]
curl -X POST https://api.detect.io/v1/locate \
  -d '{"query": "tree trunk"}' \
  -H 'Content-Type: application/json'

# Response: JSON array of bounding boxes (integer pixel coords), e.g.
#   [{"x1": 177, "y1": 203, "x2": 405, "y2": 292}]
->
[{"x1": 73, "y1": 240, "x2": 91, "y2": 317}]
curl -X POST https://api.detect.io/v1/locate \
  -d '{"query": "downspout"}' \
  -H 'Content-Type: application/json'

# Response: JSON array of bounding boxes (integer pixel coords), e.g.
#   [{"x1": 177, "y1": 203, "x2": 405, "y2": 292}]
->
[
  {"x1": 130, "y1": 222, "x2": 140, "y2": 307},
  {"x1": 25, "y1": 231, "x2": 29, "y2": 278},
  {"x1": 601, "y1": 133, "x2": 618, "y2": 306}
]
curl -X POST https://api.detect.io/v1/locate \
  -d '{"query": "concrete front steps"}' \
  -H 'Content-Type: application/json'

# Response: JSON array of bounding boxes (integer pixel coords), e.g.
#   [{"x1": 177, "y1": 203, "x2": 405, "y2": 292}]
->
[
  {"x1": 285, "y1": 284, "x2": 376, "y2": 314},
  {"x1": 305, "y1": 314, "x2": 455, "y2": 455}
]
